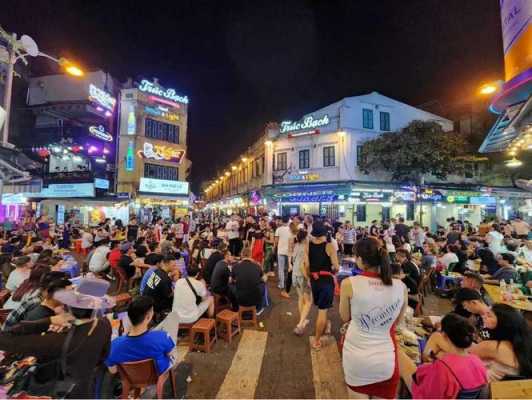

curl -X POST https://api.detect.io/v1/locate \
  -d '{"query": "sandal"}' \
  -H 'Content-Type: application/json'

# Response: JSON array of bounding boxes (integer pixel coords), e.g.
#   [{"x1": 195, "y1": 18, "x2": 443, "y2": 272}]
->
[{"x1": 311, "y1": 340, "x2": 322, "y2": 351}]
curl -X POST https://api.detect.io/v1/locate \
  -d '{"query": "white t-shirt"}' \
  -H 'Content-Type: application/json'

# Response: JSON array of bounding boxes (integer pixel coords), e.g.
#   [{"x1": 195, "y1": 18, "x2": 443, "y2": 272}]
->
[
  {"x1": 4, "y1": 268, "x2": 30, "y2": 309},
  {"x1": 81, "y1": 232, "x2": 93, "y2": 249},
  {"x1": 172, "y1": 277, "x2": 208, "y2": 323},
  {"x1": 487, "y1": 231, "x2": 504, "y2": 255},
  {"x1": 89, "y1": 245, "x2": 110, "y2": 273},
  {"x1": 226, "y1": 221, "x2": 240, "y2": 240},
  {"x1": 275, "y1": 225, "x2": 292, "y2": 256},
  {"x1": 440, "y1": 252, "x2": 459, "y2": 268}
]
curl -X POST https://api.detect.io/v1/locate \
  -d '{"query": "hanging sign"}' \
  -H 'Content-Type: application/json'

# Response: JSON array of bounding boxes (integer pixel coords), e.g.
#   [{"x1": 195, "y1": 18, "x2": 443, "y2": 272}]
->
[
  {"x1": 88, "y1": 84, "x2": 116, "y2": 111},
  {"x1": 280, "y1": 115, "x2": 330, "y2": 133},
  {"x1": 88, "y1": 125, "x2": 113, "y2": 142},
  {"x1": 138, "y1": 79, "x2": 189, "y2": 104},
  {"x1": 138, "y1": 142, "x2": 185, "y2": 164}
]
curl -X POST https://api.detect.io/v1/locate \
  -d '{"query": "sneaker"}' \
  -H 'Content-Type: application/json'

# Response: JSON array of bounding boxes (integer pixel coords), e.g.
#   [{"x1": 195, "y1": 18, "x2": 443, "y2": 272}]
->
[{"x1": 256, "y1": 308, "x2": 264, "y2": 316}]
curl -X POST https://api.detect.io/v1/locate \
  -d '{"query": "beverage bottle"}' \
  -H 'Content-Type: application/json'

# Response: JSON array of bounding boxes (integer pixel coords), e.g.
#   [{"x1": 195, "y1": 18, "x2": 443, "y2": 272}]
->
[{"x1": 127, "y1": 106, "x2": 136, "y2": 135}]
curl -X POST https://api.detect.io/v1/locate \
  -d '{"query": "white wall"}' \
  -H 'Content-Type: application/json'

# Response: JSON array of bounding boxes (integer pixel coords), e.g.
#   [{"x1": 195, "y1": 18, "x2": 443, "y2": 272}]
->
[{"x1": 270, "y1": 92, "x2": 454, "y2": 185}]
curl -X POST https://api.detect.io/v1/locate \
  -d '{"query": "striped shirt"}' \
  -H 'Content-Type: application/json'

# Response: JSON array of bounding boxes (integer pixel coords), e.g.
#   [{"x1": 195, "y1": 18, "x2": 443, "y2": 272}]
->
[{"x1": 343, "y1": 228, "x2": 356, "y2": 244}]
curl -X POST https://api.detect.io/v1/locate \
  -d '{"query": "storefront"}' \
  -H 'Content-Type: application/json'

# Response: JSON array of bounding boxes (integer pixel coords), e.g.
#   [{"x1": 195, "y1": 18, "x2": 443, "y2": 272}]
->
[{"x1": 135, "y1": 177, "x2": 190, "y2": 222}]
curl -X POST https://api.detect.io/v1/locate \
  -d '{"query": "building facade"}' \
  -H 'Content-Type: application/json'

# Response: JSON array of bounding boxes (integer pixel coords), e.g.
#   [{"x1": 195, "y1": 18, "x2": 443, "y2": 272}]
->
[
  {"x1": 116, "y1": 79, "x2": 191, "y2": 222},
  {"x1": 205, "y1": 92, "x2": 531, "y2": 229}
]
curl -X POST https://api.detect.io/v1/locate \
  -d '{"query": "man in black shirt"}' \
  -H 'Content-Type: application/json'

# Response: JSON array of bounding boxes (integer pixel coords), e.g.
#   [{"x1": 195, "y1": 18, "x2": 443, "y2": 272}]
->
[
  {"x1": 127, "y1": 217, "x2": 139, "y2": 242},
  {"x1": 394, "y1": 217, "x2": 410, "y2": 243},
  {"x1": 231, "y1": 247, "x2": 265, "y2": 312},
  {"x1": 203, "y1": 243, "x2": 227, "y2": 285},
  {"x1": 143, "y1": 254, "x2": 173, "y2": 313},
  {"x1": 210, "y1": 250, "x2": 237, "y2": 310}
]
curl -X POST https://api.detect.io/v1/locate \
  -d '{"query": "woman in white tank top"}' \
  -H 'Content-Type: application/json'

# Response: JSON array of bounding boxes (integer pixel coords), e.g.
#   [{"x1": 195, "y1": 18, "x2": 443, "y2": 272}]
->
[{"x1": 339, "y1": 237, "x2": 408, "y2": 399}]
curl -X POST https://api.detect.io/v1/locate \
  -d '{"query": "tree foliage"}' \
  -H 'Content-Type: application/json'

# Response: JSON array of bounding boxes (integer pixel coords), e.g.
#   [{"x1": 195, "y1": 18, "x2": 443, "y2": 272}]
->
[{"x1": 359, "y1": 120, "x2": 468, "y2": 183}]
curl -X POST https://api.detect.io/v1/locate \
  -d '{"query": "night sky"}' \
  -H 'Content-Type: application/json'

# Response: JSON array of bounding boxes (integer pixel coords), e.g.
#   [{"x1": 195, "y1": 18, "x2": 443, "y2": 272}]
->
[{"x1": 4, "y1": 0, "x2": 504, "y2": 191}]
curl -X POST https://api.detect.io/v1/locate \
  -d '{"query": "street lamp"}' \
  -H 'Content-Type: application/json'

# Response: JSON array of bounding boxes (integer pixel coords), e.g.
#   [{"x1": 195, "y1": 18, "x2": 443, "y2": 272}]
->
[
  {"x1": 0, "y1": 26, "x2": 84, "y2": 145},
  {"x1": 478, "y1": 81, "x2": 503, "y2": 96}
]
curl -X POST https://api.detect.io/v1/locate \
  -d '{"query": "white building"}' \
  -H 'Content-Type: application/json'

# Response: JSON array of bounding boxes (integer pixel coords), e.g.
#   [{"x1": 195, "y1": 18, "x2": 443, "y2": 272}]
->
[{"x1": 206, "y1": 92, "x2": 526, "y2": 229}]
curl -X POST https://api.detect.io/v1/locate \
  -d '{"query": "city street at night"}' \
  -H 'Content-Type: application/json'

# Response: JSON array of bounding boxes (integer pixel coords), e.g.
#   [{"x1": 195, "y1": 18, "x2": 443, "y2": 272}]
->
[{"x1": 0, "y1": 1, "x2": 531, "y2": 399}]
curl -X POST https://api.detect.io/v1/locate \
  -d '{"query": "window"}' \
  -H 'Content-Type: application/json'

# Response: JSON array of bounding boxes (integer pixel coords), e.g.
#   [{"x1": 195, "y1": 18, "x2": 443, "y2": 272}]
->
[
  {"x1": 356, "y1": 204, "x2": 366, "y2": 222},
  {"x1": 379, "y1": 112, "x2": 390, "y2": 131},
  {"x1": 356, "y1": 145, "x2": 364, "y2": 167},
  {"x1": 323, "y1": 146, "x2": 335, "y2": 167},
  {"x1": 145, "y1": 118, "x2": 180, "y2": 143},
  {"x1": 144, "y1": 163, "x2": 179, "y2": 180},
  {"x1": 275, "y1": 152, "x2": 287, "y2": 171},
  {"x1": 299, "y1": 149, "x2": 310, "y2": 169},
  {"x1": 362, "y1": 108, "x2": 374, "y2": 129}
]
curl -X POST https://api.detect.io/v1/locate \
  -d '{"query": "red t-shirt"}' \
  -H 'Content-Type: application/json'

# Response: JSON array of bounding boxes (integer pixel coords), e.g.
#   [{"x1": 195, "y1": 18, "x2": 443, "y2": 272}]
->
[{"x1": 108, "y1": 248, "x2": 122, "y2": 269}]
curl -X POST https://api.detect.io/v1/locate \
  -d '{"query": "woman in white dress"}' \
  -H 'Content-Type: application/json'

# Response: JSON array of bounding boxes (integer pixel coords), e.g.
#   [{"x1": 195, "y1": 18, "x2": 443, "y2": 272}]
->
[{"x1": 340, "y1": 237, "x2": 407, "y2": 398}]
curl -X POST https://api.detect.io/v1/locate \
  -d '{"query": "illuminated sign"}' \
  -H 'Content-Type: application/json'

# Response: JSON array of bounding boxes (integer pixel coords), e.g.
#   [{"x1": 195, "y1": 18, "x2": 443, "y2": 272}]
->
[
  {"x1": 139, "y1": 177, "x2": 189, "y2": 195},
  {"x1": 280, "y1": 115, "x2": 330, "y2": 133},
  {"x1": 138, "y1": 79, "x2": 189, "y2": 104},
  {"x1": 125, "y1": 141, "x2": 135, "y2": 171},
  {"x1": 393, "y1": 191, "x2": 416, "y2": 202},
  {"x1": 469, "y1": 196, "x2": 497, "y2": 206},
  {"x1": 88, "y1": 125, "x2": 113, "y2": 142},
  {"x1": 287, "y1": 172, "x2": 320, "y2": 181},
  {"x1": 419, "y1": 189, "x2": 444, "y2": 202},
  {"x1": 445, "y1": 195, "x2": 469, "y2": 204},
  {"x1": 94, "y1": 178, "x2": 110, "y2": 190},
  {"x1": 351, "y1": 190, "x2": 392, "y2": 203},
  {"x1": 127, "y1": 104, "x2": 136, "y2": 135},
  {"x1": 144, "y1": 105, "x2": 180, "y2": 122},
  {"x1": 27, "y1": 183, "x2": 95, "y2": 198},
  {"x1": 138, "y1": 142, "x2": 185, "y2": 164},
  {"x1": 288, "y1": 129, "x2": 320, "y2": 138},
  {"x1": 88, "y1": 84, "x2": 116, "y2": 111}
]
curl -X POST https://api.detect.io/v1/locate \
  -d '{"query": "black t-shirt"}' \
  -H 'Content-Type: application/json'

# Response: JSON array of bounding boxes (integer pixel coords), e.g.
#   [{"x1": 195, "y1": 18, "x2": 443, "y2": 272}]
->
[
  {"x1": 395, "y1": 224, "x2": 410, "y2": 241},
  {"x1": 143, "y1": 268, "x2": 173, "y2": 312},
  {"x1": 119, "y1": 255, "x2": 135, "y2": 278},
  {"x1": 231, "y1": 260, "x2": 263, "y2": 307},
  {"x1": 402, "y1": 260, "x2": 421, "y2": 286},
  {"x1": 447, "y1": 231, "x2": 461, "y2": 245},
  {"x1": 210, "y1": 260, "x2": 231, "y2": 294},
  {"x1": 203, "y1": 251, "x2": 224, "y2": 285},
  {"x1": 127, "y1": 224, "x2": 139, "y2": 241}
]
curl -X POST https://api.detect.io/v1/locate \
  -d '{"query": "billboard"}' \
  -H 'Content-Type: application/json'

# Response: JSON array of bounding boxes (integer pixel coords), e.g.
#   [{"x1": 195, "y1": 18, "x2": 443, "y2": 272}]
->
[
  {"x1": 139, "y1": 178, "x2": 189, "y2": 195},
  {"x1": 500, "y1": 0, "x2": 532, "y2": 82}
]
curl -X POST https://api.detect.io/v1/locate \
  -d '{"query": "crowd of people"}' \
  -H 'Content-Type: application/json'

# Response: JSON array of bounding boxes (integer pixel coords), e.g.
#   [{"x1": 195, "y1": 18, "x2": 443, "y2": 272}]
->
[{"x1": 0, "y1": 211, "x2": 528, "y2": 398}]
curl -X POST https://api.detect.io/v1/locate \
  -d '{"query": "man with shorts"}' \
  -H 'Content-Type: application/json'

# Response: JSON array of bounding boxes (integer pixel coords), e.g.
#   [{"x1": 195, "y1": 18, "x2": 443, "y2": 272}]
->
[{"x1": 308, "y1": 221, "x2": 339, "y2": 350}]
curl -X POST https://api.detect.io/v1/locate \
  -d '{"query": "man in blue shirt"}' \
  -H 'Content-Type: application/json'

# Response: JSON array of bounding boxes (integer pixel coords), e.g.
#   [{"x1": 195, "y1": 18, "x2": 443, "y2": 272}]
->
[{"x1": 105, "y1": 296, "x2": 176, "y2": 375}]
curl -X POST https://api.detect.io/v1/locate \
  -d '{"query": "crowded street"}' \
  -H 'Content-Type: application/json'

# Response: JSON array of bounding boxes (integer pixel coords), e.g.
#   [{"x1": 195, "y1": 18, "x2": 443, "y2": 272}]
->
[{"x1": 1, "y1": 1, "x2": 532, "y2": 399}]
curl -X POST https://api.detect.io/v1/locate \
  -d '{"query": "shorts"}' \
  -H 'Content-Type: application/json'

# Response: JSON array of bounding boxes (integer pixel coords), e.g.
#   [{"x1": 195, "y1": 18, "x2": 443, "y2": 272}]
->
[
  {"x1": 293, "y1": 275, "x2": 311, "y2": 297},
  {"x1": 310, "y1": 277, "x2": 334, "y2": 310}
]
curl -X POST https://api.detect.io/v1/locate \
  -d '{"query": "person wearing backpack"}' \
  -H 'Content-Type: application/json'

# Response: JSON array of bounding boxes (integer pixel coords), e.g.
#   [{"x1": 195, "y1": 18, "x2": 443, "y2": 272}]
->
[
  {"x1": 398, "y1": 313, "x2": 488, "y2": 399},
  {"x1": 172, "y1": 265, "x2": 214, "y2": 324}
]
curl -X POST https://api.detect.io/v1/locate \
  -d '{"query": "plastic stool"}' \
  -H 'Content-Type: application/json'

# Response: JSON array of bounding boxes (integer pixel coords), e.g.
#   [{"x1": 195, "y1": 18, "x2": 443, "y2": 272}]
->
[
  {"x1": 238, "y1": 305, "x2": 257, "y2": 328},
  {"x1": 190, "y1": 318, "x2": 217, "y2": 353},
  {"x1": 216, "y1": 309, "x2": 240, "y2": 343}
]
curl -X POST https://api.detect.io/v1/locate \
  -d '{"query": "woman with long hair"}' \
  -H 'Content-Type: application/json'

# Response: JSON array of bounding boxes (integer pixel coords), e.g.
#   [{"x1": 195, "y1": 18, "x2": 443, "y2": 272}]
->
[
  {"x1": 471, "y1": 303, "x2": 532, "y2": 381},
  {"x1": 340, "y1": 237, "x2": 407, "y2": 398},
  {"x1": 292, "y1": 229, "x2": 312, "y2": 336},
  {"x1": 5, "y1": 265, "x2": 51, "y2": 309}
]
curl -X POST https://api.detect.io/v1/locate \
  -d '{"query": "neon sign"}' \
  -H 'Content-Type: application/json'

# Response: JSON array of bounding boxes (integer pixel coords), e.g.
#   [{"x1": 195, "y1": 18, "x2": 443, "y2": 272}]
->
[
  {"x1": 88, "y1": 125, "x2": 113, "y2": 142},
  {"x1": 280, "y1": 115, "x2": 330, "y2": 133},
  {"x1": 144, "y1": 105, "x2": 180, "y2": 122},
  {"x1": 125, "y1": 141, "x2": 135, "y2": 171},
  {"x1": 288, "y1": 129, "x2": 320, "y2": 138},
  {"x1": 88, "y1": 84, "x2": 116, "y2": 112},
  {"x1": 138, "y1": 79, "x2": 189, "y2": 104},
  {"x1": 138, "y1": 142, "x2": 185, "y2": 164}
]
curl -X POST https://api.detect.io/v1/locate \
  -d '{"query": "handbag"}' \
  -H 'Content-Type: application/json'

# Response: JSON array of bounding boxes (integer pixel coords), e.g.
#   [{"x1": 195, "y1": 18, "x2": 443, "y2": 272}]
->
[
  {"x1": 8, "y1": 326, "x2": 78, "y2": 399},
  {"x1": 185, "y1": 277, "x2": 203, "y2": 306}
]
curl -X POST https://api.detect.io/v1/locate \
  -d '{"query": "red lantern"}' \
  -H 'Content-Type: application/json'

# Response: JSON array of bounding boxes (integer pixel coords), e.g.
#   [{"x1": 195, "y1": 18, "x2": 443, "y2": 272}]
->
[{"x1": 37, "y1": 148, "x2": 50, "y2": 158}]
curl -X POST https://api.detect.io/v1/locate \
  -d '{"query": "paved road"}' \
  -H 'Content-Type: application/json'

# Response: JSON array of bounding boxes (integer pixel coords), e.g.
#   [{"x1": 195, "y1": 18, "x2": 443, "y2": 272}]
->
[{"x1": 178, "y1": 279, "x2": 450, "y2": 399}]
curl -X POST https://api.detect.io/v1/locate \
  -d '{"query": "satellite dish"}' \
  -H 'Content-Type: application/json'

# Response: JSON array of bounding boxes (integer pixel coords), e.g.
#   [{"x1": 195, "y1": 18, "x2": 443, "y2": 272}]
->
[{"x1": 20, "y1": 35, "x2": 39, "y2": 57}]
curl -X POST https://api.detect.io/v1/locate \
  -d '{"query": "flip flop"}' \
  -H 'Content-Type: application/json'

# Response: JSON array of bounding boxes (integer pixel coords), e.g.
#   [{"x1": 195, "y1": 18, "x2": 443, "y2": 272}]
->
[{"x1": 311, "y1": 340, "x2": 322, "y2": 351}]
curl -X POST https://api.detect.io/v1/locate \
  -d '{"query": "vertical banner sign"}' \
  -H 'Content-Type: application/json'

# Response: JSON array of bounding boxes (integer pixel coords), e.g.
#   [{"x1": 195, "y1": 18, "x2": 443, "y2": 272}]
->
[
  {"x1": 57, "y1": 204, "x2": 65, "y2": 225},
  {"x1": 499, "y1": 0, "x2": 532, "y2": 82},
  {"x1": 127, "y1": 104, "x2": 136, "y2": 135},
  {"x1": 126, "y1": 141, "x2": 135, "y2": 171}
]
